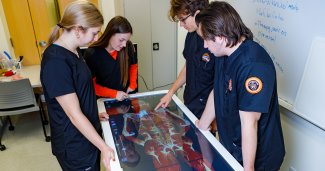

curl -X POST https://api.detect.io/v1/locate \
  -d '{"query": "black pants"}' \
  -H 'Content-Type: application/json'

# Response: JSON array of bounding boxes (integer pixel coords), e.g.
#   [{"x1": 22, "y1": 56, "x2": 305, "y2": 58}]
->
[{"x1": 56, "y1": 150, "x2": 100, "y2": 171}]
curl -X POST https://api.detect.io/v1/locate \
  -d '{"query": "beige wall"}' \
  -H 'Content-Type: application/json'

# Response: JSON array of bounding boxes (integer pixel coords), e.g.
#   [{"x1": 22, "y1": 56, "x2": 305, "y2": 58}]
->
[
  {"x1": 114, "y1": 0, "x2": 123, "y2": 16},
  {"x1": 176, "y1": 24, "x2": 187, "y2": 74},
  {"x1": 99, "y1": 0, "x2": 115, "y2": 27}
]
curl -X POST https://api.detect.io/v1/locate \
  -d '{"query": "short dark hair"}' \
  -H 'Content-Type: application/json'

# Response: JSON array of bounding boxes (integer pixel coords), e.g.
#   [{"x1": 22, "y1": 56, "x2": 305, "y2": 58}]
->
[
  {"x1": 196, "y1": 1, "x2": 253, "y2": 47},
  {"x1": 169, "y1": 0, "x2": 209, "y2": 22}
]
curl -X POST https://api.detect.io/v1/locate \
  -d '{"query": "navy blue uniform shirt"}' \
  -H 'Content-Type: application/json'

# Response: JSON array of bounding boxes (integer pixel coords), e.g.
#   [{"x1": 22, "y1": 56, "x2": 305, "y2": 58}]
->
[
  {"x1": 41, "y1": 44, "x2": 100, "y2": 165},
  {"x1": 183, "y1": 32, "x2": 215, "y2": 118},
  {"x1": 214, "y1": 39, "x2": 285, "y2": 170}
]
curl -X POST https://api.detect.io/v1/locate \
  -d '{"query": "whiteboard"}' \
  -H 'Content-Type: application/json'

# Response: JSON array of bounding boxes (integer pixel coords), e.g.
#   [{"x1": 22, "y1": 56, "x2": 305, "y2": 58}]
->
[
  {"x1": 225, "y1": 0, "x2": 325, "y2": 129},
  {"x1": 294, "y1": 37, "x2": 325, "y2": 130}
]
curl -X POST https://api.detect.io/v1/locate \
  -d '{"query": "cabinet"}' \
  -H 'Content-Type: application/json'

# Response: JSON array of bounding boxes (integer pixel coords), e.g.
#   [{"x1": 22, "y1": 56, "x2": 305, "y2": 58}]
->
[{"x1": 124, "y1": 0, "x2": 177, "y2": 92}]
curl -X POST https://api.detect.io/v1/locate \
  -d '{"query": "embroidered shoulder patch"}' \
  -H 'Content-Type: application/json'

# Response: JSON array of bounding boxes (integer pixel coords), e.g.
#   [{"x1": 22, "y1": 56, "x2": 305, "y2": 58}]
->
[
  {"x1": 202, "y1": 53, "x2": 210, "y2": 62},
  {"x1": 245, "y1": 77, "x2": 263, "y2": 94}
]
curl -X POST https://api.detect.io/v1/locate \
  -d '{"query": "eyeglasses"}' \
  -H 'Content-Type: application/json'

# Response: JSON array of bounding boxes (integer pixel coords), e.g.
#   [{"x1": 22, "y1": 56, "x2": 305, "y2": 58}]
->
[{"x1": 177, "y1": 14, "x2": 191, "y2": 23}]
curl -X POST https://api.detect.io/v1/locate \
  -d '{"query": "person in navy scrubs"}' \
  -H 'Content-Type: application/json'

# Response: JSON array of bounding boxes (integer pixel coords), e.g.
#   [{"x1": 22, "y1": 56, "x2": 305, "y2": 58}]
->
[
  {"x1": 155, "y1": 0, "x2": 216, "y2": 131},
  {"x1": 40, "y1": 1, "x2": 114, "y2": 170},
  {"x1": 195, "y1": 1, "x2": 285, "y2": 170}
]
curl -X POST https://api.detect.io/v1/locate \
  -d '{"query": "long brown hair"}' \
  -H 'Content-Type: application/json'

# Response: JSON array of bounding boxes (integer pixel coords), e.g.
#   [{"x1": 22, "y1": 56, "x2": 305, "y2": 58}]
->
[
  {"x1": 47, "y1": 0, "x2": 103, "y2": 45},
  {"x1": 195, "y1": 1, "x2": 253, "y2": 47},
  {"x1": 90, "y1": 16, "x2": 133, "y2": 87}
]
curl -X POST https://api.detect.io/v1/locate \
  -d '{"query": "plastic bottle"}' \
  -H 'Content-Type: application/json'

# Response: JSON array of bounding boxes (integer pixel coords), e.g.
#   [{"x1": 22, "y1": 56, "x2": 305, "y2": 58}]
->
[
  {"x1": 0, "y1": 52, "x2": 14, "y2": 75},
  {"x1": 0, "y1": 52, "x2": 6, "y2": 74}
]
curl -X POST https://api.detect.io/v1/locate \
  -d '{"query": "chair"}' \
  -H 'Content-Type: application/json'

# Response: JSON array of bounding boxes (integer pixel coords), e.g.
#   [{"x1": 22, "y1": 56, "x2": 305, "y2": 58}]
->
[{"x1": 0, "y1": 78, "x2": 50, "y2": 151}]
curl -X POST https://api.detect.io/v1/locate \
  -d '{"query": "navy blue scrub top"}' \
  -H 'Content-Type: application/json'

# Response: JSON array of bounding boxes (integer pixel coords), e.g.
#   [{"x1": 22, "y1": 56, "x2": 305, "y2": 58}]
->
[
  {"x1": 214, "y1": 39, "x2": 285, "y2": 170},
  {"x1": 183, "y1": 32, "x2": 215, "y2": 118},
  {"x1": 41, "y1": 44, "x2": 100, "y2": 160}
]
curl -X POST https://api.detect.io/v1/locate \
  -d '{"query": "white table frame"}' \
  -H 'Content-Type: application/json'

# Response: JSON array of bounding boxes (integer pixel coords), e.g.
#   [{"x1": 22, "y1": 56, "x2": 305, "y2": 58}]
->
[{"x1": 97, "y1": 90, "x2": 243, "y2": 171}]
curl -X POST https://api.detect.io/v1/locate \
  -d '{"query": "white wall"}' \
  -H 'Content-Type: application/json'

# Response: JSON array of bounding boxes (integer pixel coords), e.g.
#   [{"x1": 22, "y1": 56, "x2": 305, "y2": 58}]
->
[
  {"x1": 176, "y1": 25, "x2": 187, "y2": 74},
  {"x1": 175, "y1": 23, "x2": 187, "y2": 100},
  {"x1": 99, "y1": 0, "x2": 116, "y2": 27},
  {"x1": 0, "y1": 2, "x2": 14, "y2": 58},
  {"x1": 280, "y1": 108, "x2": 325, "y2": 171},
  {"x1": 113, "y1": 0, "x2": 124, "y2": 16}
]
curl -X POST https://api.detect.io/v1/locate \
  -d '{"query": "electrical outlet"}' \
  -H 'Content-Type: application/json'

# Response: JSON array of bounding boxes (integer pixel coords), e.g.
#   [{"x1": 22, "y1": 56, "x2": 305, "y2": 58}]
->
[{"x1": 289, "y1": 166, "x2": 297, "y2": 171}]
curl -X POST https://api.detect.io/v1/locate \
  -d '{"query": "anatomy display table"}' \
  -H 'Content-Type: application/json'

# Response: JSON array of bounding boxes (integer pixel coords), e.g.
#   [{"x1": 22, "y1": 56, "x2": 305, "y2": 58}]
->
[{"x1": 97, "y1": 90, "x2": 243, "y2": 171}]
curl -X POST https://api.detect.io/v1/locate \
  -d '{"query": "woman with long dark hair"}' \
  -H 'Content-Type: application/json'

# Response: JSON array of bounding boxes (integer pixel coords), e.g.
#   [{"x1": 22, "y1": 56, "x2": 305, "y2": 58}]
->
[{"x1": 85, "y1": 16, "x2": 137, "y2": 101}]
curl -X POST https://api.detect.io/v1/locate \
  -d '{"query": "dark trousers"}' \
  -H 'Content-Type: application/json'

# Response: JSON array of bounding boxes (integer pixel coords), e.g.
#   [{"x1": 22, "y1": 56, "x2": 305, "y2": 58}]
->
[{"x1": 56, "y1": 150, "x2": 100, "y2": 171}]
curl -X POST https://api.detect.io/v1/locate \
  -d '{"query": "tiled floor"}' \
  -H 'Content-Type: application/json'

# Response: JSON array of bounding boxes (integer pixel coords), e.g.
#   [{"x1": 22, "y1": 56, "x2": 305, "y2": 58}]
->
[{"x1": 0, "y1": 112, "x2": 61, "y2": 171}]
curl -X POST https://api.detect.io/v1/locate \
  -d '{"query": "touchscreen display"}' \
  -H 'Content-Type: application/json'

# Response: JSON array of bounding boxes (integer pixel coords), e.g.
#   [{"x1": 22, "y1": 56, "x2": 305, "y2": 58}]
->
[{"x1": 104, "y1": 94, "x2": 234, "y2": 171}]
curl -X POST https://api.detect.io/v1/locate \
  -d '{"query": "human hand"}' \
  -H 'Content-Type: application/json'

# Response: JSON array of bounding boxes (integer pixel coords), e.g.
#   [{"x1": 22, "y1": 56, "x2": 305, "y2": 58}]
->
[
  {"x1": 195, "y1": 120, "x2": 210, "y2": 131},
  {"x1": 117, "y1": 104, "x2": 130, "y2": 113},
  {"x1": 99, "y1": 112, "x2": 109, "y2": 121},
  {"x1": 101, "y1": 145, "x2": 115, "y2": 171},
  {"x1": 116, "y1": 91, "x2": 129, "y2": 101},
  {"x1": 154, "y1": 93, "x2": 172, "y2": 110},
  {"x1": 126, "y1": 87, "x2": 134, "y2": 93}
]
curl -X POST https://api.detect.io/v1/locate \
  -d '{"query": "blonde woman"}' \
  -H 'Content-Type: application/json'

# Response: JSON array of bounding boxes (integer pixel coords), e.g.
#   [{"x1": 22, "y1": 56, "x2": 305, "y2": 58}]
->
[{"x1": 40, "y1": 1, "x2": 114, "y2": 170}]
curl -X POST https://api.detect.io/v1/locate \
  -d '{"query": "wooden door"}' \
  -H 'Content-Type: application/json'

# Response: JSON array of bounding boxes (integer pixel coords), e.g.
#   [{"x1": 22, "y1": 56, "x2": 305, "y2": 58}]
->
[
  {"x1": 2, "y1": 0, "x2": 54, "y2": 65},
  {"x1": 2, "y1": 0, "x2": 39, "y2": 65},
  {"x1": 28, "y1": 0, "x2": 53, "y2": 56}
]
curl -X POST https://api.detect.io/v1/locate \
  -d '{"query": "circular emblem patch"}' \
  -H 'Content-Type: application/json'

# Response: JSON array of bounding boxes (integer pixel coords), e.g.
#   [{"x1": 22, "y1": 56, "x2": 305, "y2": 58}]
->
[
  {"x1": 202, "y1": 53, "x2": 210, "y2": 62},
  {"x1": 245, "y1": 77, "x2": 263, "y2": 94}
]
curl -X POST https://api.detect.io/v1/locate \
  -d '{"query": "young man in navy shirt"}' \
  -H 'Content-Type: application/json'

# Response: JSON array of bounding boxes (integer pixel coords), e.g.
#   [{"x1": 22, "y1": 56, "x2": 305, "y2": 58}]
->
[
  {"x1": 195, "y1": 1, "x2": 285, "y2": 170},
  {"x1": 155, "y1": 0, "x2": 216, "y2": 132}
]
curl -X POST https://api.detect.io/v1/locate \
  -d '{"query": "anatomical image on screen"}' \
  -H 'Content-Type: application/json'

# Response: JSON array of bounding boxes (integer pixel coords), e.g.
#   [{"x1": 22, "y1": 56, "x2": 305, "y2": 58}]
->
[{"x1": 104, "y1": 94, "x2": 234, "y2": 171}]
